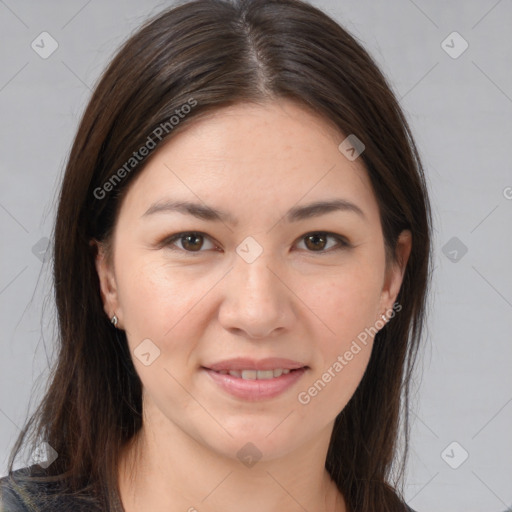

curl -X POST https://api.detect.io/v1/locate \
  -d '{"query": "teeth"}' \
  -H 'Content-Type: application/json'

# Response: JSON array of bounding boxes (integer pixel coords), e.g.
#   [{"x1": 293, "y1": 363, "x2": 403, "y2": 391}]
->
[
  {"x1": 220, "y1": 368, "x2": 296, "y2": 379},
  {"x1": 241, "y1": 370, "x2": 258, "y2": 380}
]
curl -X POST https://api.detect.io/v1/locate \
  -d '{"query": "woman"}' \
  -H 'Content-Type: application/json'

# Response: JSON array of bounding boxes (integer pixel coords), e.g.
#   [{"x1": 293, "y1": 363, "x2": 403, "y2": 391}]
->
[{"x1": 0, "y1": 0, "x2": 432, "y2": 510}]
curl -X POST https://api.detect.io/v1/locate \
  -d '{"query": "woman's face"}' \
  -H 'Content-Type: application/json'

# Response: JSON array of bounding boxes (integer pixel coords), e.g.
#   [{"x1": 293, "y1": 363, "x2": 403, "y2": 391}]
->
[{"x1": 95, "y1": 100, "x2": 410, "y2": 461}]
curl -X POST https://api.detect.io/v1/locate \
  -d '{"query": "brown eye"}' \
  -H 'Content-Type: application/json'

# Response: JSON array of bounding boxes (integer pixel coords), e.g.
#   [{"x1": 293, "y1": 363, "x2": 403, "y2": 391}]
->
[
  {"x1": 180, "y1": 233, "x2": 203, "y2": 251},
  {"x1": 297, "y1": 232, "x2": 350, "y2": 253},
  {"x1": 164, "y1": 232, "x2": 216, "y2": 253},
  {"x1": 304, "y1": 233, "x2": 328, "y2": 251}
]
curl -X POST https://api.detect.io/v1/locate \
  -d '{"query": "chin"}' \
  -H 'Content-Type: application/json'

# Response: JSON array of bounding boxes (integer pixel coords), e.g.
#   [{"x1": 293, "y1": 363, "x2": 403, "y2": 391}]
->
[{"x1": 197, "y1": 419, "x2": 308, "y2": 463}]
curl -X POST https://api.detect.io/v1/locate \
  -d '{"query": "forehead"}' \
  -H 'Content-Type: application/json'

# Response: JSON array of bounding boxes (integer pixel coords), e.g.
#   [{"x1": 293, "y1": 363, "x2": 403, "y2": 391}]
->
[{"x1": 117, "y1": 100, "x2": 380, "y2": 227}]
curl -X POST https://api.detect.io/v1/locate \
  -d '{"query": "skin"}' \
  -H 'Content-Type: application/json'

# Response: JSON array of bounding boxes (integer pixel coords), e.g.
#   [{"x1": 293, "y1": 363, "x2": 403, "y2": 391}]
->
[{"x1": 93, "y1": 99, "x2": 411, "y2": 512}]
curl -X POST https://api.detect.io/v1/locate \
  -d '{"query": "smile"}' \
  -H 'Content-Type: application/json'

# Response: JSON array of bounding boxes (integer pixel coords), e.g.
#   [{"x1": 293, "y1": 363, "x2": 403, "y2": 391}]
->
[
  {"x1": 214, "y1": 368, "x2": 294, "y2": 379},
  {"x1": 203, "y1": 365, "x2": 308, "y2": 401}
]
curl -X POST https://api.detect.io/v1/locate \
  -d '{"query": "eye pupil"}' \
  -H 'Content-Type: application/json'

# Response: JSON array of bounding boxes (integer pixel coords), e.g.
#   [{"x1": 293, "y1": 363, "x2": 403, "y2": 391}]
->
[
  {"x1": 182, "y1": 233, "x2": 203, "y2": 251},
  {"x1": 305, "y1": 233, "x2": 327, "y2": 251}
]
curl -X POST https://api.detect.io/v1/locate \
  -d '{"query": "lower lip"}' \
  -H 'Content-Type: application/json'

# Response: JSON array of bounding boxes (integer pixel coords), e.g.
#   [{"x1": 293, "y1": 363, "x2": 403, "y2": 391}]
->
[{"x1": 203, "y1": 367, "x2": 307, "y2": 401}]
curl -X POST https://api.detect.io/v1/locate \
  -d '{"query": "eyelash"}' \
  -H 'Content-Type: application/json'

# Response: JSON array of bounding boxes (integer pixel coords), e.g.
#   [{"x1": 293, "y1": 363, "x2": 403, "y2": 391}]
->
[{"x1": 161, "y1": 231, "x2": 351, "y2": 255}]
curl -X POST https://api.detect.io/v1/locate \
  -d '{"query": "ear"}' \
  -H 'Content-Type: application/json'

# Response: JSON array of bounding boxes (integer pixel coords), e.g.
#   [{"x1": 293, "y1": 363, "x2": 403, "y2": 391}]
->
[
  {"x1": 90, "y1": 239, "x2": 122, "y2": 328},
  {"x1": 378, "y1": 229, "x2": 412, "y2": 318}
]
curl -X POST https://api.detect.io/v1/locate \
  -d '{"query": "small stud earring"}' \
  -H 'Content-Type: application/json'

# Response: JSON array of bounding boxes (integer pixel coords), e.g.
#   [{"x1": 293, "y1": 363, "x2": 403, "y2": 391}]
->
[
  {"x1": 111, "y1": 314, "x2": 118, "y2": 327},
  {"x1": 381, "y1": 314, "x2": 387, "y2": 322}
]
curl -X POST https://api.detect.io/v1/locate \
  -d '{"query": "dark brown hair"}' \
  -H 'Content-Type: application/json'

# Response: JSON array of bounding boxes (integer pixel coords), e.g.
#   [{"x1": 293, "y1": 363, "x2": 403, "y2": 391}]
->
[{"x1": 7, "y1": 0, "x2": 432, "y2": 510}]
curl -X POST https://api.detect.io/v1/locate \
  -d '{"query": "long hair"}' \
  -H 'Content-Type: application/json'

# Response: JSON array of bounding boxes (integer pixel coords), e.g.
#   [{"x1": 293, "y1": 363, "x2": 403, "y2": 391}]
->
[{"x1": 7, "y1": 0, "x2": 433, "y2": 510}]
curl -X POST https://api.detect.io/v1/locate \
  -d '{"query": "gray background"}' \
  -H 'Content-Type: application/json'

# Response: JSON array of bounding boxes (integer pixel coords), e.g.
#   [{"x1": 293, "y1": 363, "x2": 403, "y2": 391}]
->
[{"x1": 1, "y1": 1, "x2": 511, "y2": 511}]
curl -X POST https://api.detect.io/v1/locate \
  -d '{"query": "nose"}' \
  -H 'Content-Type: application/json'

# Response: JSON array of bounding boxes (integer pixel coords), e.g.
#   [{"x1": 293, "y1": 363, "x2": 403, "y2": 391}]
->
[{"x1": 218, "y1": 251, "x2": 294, "y2": 339}]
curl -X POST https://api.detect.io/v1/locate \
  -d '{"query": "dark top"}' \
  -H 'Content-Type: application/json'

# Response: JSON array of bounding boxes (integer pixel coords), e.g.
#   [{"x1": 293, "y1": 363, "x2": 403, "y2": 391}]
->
[
  {"x1": 0, "y1": 465, "x2": 123, "y2": 511},
  {"x1": 1, "y1": 464, "x2": 424, "y2": 511}
]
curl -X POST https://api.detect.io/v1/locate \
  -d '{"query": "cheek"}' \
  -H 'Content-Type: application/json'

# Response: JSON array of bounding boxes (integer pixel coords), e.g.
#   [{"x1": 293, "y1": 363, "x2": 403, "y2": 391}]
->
[
  {"x1": 115, "y1": 257, "x2": 208, "y2": 409},
  {"x1": 299, "y1": 345, "x2": 372, "y2": 422},
  {"x1": 116, "y1": 254, "x2": 209, "y2": 356},
  {"x1": 115, "y1": 251, "x2": 243, "y2": 412},
  {"x1": 297, "y1": 262, "x2": 382, "y2": 411},
  {"x1": 305, "y1": 262, "x2": 383, "y2": 347}
]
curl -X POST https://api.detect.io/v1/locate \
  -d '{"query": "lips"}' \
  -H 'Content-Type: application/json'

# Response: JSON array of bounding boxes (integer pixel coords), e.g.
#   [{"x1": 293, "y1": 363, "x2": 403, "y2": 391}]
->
[
  {"x1": 202, "y1": 357, "x2": 309, "y2": 400},
  {"x1": 204, "y1": 357, "x2": 307, "y2": 372}
]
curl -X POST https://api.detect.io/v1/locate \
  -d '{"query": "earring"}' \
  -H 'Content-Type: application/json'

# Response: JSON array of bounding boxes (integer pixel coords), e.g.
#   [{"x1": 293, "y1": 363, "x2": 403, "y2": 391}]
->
[
  {"x1": 111, "y1": 314, "x2": 118, "y2": 327},
  {"x1": 381, "y1": 314, "x2": 387, "y2": 322}
]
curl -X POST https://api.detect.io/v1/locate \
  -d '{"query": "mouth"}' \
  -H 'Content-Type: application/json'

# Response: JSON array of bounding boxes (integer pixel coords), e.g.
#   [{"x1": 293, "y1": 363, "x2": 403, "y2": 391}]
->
[
  {"x1": 208, "y1": 368, "x2": 303, "y2": 379},
  {"x1": 202, "y1": 358, "x2": 309, "y2": 400}
]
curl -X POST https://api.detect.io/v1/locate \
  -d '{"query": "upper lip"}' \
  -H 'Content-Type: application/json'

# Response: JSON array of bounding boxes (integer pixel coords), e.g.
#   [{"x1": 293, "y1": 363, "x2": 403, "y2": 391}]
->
[{"x1": 204, "y1": 357, "x2": 308, "y2": 372}]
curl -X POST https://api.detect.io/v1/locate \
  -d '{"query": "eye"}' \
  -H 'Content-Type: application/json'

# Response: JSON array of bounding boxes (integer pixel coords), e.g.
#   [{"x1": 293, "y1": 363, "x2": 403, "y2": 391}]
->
[
  {"x1": 295, "y1": 232, "x2": 351, "y2": 253},
  {"x1": 163, "y1": 232, "x2": 218, "y2": 253}
]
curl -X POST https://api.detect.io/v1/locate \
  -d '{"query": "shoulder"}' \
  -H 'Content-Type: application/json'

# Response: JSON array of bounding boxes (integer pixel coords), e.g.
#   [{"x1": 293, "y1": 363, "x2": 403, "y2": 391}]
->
[
  {"x1": 0, "y1": 465, "x2": 102, "y2": 512},
  {"x1": 0, "y1": 466, "x2": 35, "y2": 512}
]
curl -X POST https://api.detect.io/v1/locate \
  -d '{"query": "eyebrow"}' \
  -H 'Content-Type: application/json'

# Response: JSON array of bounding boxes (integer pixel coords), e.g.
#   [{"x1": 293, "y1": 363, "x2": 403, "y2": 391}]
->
[{"x1": 141, "y1": 198, "x2": 366, "y2": 225}]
